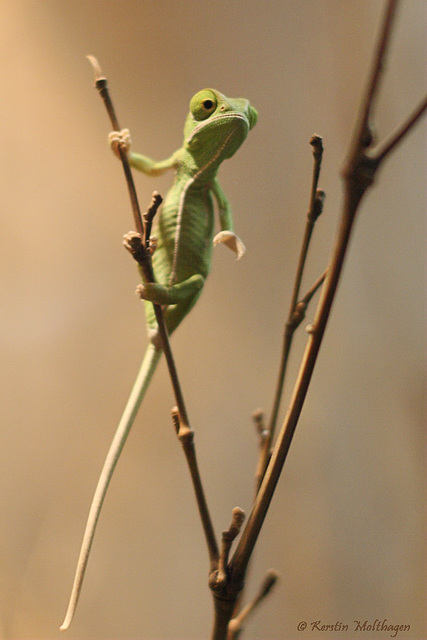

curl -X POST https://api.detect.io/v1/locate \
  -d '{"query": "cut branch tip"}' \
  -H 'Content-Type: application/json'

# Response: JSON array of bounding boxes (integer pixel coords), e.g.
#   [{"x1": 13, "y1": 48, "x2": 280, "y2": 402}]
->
[
  {"x1": 251, "y1": 409, "x2": 265, "y2": 433},
  {"x1": 86, "y1": 55, "x2": 105, "y2": 83},
  {"x1": 216, "y1": 508, "x2": 246, "y2": 587},
  {"x1": 310, "y1": 134, "x2": 323, "y2": 155},
  {"x1": 228, "y1": 507, "x2": 245, "y2": 537},
  {"x1": 259, "y1": 568, "x2": 279, "y2": 597}
]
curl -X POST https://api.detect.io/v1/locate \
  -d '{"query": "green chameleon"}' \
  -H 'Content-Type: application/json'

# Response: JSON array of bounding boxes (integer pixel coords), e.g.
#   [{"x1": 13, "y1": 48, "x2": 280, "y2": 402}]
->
[{"x1": 61, "y1": 88, "x2": 257, "y2": 630}]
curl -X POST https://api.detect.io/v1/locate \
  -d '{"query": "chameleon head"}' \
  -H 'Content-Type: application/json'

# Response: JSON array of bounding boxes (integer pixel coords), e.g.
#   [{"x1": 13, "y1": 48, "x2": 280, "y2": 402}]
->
[{"x1": 184, "y1": 88, "x2": 257, "y2": 162}]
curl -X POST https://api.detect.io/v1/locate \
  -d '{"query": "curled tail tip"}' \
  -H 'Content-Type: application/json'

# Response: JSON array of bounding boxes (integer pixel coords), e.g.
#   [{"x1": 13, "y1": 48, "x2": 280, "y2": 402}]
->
[
  {"x1": 61, "y1": 343, "x2": 161, "y2": 631},
  {"x1": 60, "y1": 587, "x2": 81, "y2": 630},
  {"x1": 60, "y1": 614, "x2": 72, "y2": 632}
]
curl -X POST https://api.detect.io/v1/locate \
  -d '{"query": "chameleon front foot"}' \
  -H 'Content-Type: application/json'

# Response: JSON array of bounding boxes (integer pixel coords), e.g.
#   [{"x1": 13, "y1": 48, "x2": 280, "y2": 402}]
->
[
  {"x1": 109, "y1": 128, "x2": 131, "y2": 158},
  {"x1": 136, "y1": 274, "x2": 205, "y2": 305},
  {"x1": 213, "y1": 230, "x2": 246, "y2": 259}
]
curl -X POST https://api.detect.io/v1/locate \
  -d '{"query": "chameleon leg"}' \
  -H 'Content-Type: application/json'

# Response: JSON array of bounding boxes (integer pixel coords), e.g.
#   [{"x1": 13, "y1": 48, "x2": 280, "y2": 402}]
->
[
  {"x1": 137, "y1": 274, "x2": 205, "y2": 305},
  {"x1": 163, "y1": 289, "x2": 204, "y2": 335}
]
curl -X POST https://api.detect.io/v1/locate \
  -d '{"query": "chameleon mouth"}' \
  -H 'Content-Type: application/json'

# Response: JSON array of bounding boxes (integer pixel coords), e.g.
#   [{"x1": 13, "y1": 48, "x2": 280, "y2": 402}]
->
[{"x1": 188, "y1": 111, "x2": 251, "y2": 143}]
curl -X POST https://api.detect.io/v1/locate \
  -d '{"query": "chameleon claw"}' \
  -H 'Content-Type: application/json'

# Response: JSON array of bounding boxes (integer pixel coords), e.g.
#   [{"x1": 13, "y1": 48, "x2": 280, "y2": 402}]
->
[
  {"x1": 123, "y1": 231, "x2": 146, "y2": 263},
  {"x1": 213, "y1": 230, "x2": 246, "y2": 259},
  {"x1": 136, "y1": 274, "x2": 204, "y2": 305},
  {"x1": 149, "y1": 236, "x2": 158, "y2": 255},
  {"x1": 135, "y1": 283, "x2": 145, "y2": 298},
  {"x1": 136, "y1": 283, "x2": 161, "y2": 302},
  {"x1": 124, "y1": 231, "x2": 157, "y2": 259},
  {"x1": 136, "y1": 282, "x2": 170, "y2": 304},
  {"x1": 123, "y1": 231, "x2": 142, "y2": 251}
]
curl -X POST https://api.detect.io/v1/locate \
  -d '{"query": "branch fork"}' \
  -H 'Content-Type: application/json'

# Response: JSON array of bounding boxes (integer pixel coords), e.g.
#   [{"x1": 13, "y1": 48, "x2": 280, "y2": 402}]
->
[{"x1": 228, "y1": 0, "x2": 427, "y2": 603}]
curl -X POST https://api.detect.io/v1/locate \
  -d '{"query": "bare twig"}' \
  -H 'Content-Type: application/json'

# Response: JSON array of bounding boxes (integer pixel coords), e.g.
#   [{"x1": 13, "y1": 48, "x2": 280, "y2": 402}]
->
[
  {"x1": 352, "y1": 0, "x2": 399, "y2": 155},
  {"x1": 216, "y1": 508, "x2": 245, "y2": 585},
  {"x1": 253, "y1": 410, "x2": 270, "y2": 493},
  {"x1": 301, "y1": 270, "x2": 327, "y2": 308},
  {"x1": 241, "y1": 252, "x2": 326, "y2": 622},
  {"x1": 87, "y1": 55, "x2": 143, "y2": 235},
  {"x1": 267, "y1": 138, "x2": 325, "y2": 448},
  {"x1": 229, "y1": 412, "x2": 268, "y2": 621},
  {"x1": 171, "y1": 408, "x2": 219, "y2": 568},
  {"x1": 374, "y1": 94, "x2": 427, "y2": 162},
  {"x1": 227, "y1": 570, "x2": 279, "y2": 640},
  {"x1": 256, "y1": 142, "x2": 326, "y2": 497},
  {"x1": 230, "y1": 0, "x2": 397, "y2": 586},
  {"x1": 252, "y1": 408, "x2": 266, "y2": 441},
  {"x1": 225, "y1": 0, "x2": 426, "y2": 621}
]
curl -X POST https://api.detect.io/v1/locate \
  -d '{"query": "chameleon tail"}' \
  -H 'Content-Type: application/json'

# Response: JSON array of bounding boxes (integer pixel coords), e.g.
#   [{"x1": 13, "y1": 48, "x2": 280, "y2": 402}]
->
[{"x1": 60, "y1": 343, "x2": 162, "y2": 631}]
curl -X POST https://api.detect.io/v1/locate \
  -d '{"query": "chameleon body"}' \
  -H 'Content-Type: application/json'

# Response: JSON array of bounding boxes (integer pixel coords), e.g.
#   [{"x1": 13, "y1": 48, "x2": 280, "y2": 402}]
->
[{"x1": 61, "y1": 89, "x2": 257, "y2": 630}]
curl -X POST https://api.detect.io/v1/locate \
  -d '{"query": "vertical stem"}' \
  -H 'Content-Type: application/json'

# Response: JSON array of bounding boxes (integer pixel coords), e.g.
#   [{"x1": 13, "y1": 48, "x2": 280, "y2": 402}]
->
[
  {"x1": 229, "y1": 0, "x2": 408, "y2": 613},
  {"x1": 211, "y1": 596, "x2": 238, "y2": 640},
  {"x1": 87, "y1": 57, "x2": 144, "y2": 236},
  {"x1": 172, "y1": 408, "x2": 219, "y2": 569},
  {"x1": 231, "y1": 189, "x2": 360, "y2": 583},
  {"x1": 267, "y1": 138, "x2": 324, "y2": 445},
  {"x1": 358, "y1": 0, "x2": 399, "y2": 135}
]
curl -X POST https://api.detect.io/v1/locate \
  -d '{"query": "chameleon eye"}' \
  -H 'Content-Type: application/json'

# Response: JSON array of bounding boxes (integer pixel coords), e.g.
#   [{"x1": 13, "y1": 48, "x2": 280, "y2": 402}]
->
[{"x1": 190, "y1": 90, "x2": 218, "y2": 121}]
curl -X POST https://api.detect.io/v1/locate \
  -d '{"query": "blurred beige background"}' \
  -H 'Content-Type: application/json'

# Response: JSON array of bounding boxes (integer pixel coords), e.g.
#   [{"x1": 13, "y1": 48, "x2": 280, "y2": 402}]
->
[{"x1": 0, "y1": 1, "x2": 425, "y2": 639}]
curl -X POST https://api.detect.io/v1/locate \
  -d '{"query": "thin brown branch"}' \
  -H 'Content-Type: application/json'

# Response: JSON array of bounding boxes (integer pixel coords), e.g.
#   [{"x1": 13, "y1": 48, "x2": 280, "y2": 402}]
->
[
  {"x1": 252, "y1": 408, "x2": 266, "y2": 441},
  {"x1": 142, "y1": 190, "x2": 162, "y2": 250},
  {"x1": 300, "y1": 269, "x2": 327, "y2": 310},
  {"x1": 233, "y1": 159, "x2": 327, "y2": 634},
  {"x1": 87, "y1": 55, "x2": 144, "y2": 236},
  {"x1": 374, "y1": 94, "x2": 427, "y2": 162},
  {"x1": 291, "y1": 141, "x2": 324, "y2": 315},
  {"x1": 253, "y1": 410, "x2": 270, "y2": 493},
  {"x1": 266, "y1": 136, "x2": 325, "y2": 448},
  {"x1": 229, "y1": 0, "x2": 408, "y2": 593},
  {"x1": 308, "y1": 135, "x2": 324, "y2": 219},
  {"x1": 231, "y1": 196, "x2": 356, "y2": 587},
  {"x1": 354, "y1": 0, "x2": 399, "y2": 148},
  {"x1": 227, "y1": 570, "x2": 279, "y2": 640},
  {"x1": 171, "y1": 408, "x2": 219, "y2": 568},
  {"x1": 216, "y1": 508, "x2": 245, "y2": 585},
  {"x1": 259, "y1": 181, "x2": 325, "y2": 493}
]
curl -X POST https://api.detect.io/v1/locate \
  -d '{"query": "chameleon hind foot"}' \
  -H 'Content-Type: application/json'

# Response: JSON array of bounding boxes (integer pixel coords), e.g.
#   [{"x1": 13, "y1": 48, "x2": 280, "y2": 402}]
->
[
  {"x1": 136, "y1": 274, "x2": 205, "y2": 305},
  {"x1": 123, "y1": 231, "x2": 144, "y2": 262},
  {"x1": 123, "y1": 232, "x2": 158, "y2": 262}
]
